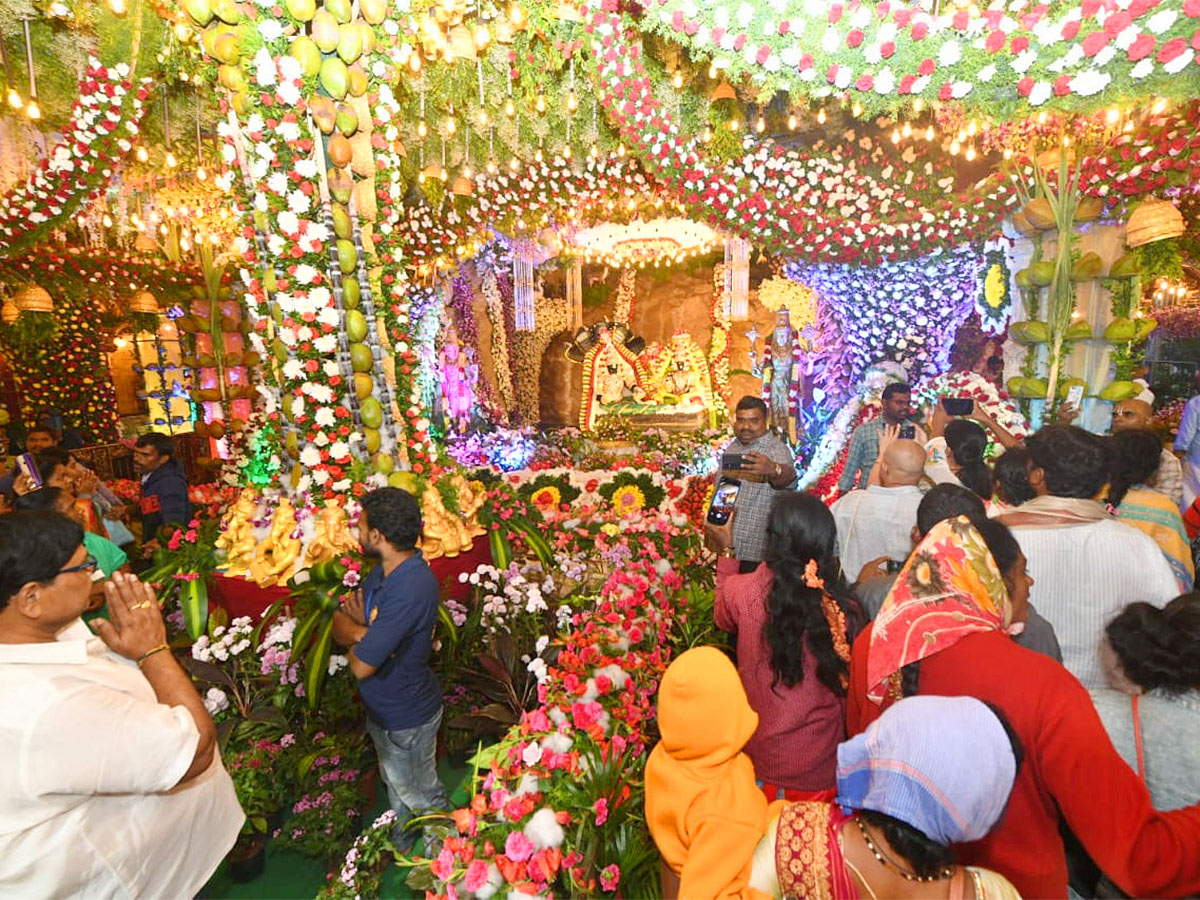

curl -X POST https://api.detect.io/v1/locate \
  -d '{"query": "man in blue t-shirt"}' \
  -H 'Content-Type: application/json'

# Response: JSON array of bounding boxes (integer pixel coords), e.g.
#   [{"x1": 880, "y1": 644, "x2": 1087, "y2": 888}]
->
[{"x1": 332, "y1": 487, "x2": 448, "y2": 853}]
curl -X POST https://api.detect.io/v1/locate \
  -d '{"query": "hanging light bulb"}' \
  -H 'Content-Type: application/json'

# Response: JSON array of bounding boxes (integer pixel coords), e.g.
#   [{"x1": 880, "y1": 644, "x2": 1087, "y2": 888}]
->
[
  {"x1": 173, "y1": 22, "x2": 190, "y2": 39},
  {"x1": 6, "y1": 87, "x2": 20, "y2": 109},
  {"x1": 136, "y1": 145, "x2": 149, "y2": 162},
  {"x1": 1105, "y1": 107, "x2": 1120, "y2": 125},
  {"x1": 534, "y1": 145, "x2": 543, "y2": 162},
  {"x1": 925, "y1": 124, "x2": 935, "y2": 141},
  {"x1": 197, "y1": 165, "x2": 207, "y2": 180},
  {"x1": 21, "y1": 18, "x2": 38, "y2": 121},
  {"x1": 1003, "y1": 147, "x2": 1013, "y2": 160},
  {"x1": 165, "y1": 150, "x2": 177, "y2": 167},
  {"x1": 446, "y1": 113, "x2": 457, "y2": 135},
  {"x1": 617, "y1": 142, "x2": 626, "y2": 157},
  {"x1": 913, "y1": 99, "x2": 924, "y2": 114},
  {"x1": 566, "y1": 91, "x2": 578, "y2": 113},
  {"x1": 729, "y1": 118, "x2": 739, "y2": 132},
  {"x1": 410, "y1": 52, "x2": 422, "y2": 73},
  {"x1": 562, "y1": 143, "x2": 572, "y2": 160},
  {"x1": 787, "y1": 112, "x2": 797, "y2": 130},
  {"x1": 109, "y1": 0, "x2": 126, "y2": 14},
  {"x1": 816, "y1": 107, "x2": 827, "y2": 125},
  {"x1": 535, "y1": 92, "x2": 546, "y2": 114},
  {"x1": 965, "y1": 144, "x2": 977, "y2": 161},
  {"x1": 890, "y1": 127, "x2": 900, "y2": 144},
  {"x1": 949, "y1": 139, "x2": 961, "y2": 155},
  {"x1": 505, "y1": 97, "x2": 516, "y2": 118},
  {"x1": 474, "y1": 24, "x2": 490, "y2": 50},
  {"x1": 509, "y1": 2, "x2": 524, "y2": 26},
  {"x1": 851, "y1": 100, "x2": 863, "y2": 117},
  {"x1": 901, "y1": 121, "x2": 912, "y2": 138},
  {"x1": 1152, "y1": 97, "x2": 1168, "y2": 115},
  {"x1": 26, "y1": 97, "x2": 41, "y2": 119},
  {"x1": 707, "y1": 62, "x2": 718, "y2": 79},
  {"x1": 966, "y1": 120, "x2": 978, "y2": 137},
  {"x1": 672, "y1": 70, "x2": 683, "y2": 89},
  {"x1": 102, "y1": 214, "x2": 113, "y2": 228},
  {"x1": 588, "y1": 144, "x2": 599, "y2": 159},
  {"x1": 477, "y1": 107, "x2": 489, "y2": 127},
  {"x1": 418, "y1": 119, "x2": 428, "y2": 138},
  {"x1": 755, "y1": 114, "x2": 765, "y2": 134},
  {"x1": 486, "y1": 157, "x2": 498, "y2": 174},
  {"x1": 509, "y1": 156, "x2": 520, "y2": 172}
]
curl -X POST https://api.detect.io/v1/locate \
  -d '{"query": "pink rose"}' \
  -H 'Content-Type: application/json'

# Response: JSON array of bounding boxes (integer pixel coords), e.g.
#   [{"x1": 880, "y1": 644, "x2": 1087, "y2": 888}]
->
[
  {"x1": 463, "y1": 860, "x2": 490, "y2": 892},
  {"x1": 505, "y1": 831, "x2": 535, "y2": 863}
]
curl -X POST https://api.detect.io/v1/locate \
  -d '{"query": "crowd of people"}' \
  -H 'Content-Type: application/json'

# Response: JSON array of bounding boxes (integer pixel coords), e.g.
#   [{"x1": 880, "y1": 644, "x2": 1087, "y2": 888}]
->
[{"x1": 686, "y1": 389, "x2": 1200, "y2": 898}]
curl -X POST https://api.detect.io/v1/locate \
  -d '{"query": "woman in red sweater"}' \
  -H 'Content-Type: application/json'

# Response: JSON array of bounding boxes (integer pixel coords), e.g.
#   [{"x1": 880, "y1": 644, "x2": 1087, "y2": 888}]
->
[
  {"x1": 708, "y1": 492, "x2": 861, "y2": 802},
  {"x1": 847, "y1": 514, "x2": 1200, "y2": 898}
]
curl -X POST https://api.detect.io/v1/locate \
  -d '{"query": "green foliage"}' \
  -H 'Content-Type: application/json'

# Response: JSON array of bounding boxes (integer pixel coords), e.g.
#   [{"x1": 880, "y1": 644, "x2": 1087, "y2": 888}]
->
[
  {"x1": 1137, "y1": 238, "x2": 1184, "y2": 284},
  {"x1": 1, "y1": 309, "x2": 58, "y2": 350}
]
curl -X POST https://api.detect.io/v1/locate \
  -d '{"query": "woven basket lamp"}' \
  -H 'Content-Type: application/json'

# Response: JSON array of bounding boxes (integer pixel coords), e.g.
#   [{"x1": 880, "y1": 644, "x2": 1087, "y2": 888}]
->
[
  {"x1": 1, "y1": 297, "x2": 18, "y2": 325},
  {"x1": 130, "y1": 290, "x2": 159, "y2": 314},
  {"x1": 1126, "y1": 198, "x2": 1185, "y2": 248},
  {"x1": 12, "y1": 283, "x2": 53, "y2": 313}
]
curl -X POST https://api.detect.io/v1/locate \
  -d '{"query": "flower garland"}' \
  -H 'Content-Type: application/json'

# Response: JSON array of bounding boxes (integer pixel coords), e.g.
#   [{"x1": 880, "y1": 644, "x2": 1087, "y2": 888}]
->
[
  {"x1": 512, "y1": 291, "x2": 568, "y2": 425},
  {"x1": 0, "y1": 245, "x2": 201, "y2": 303},
  {"x1": 786, "y1": 246, "x2": 983, "y2": 384},
  {"x1": 583, "y1": 7, "x2": 1016, "y2": 265},
  {"x1": 914, "y1": 371, "x2": 1030, "y2": 443},
  {"x1": 708, "y1": 263, "x2": 732, "y2": 411},
  {"x1": 758, "y1": 277, "x2": 819, "y2": 332},
  {"x1": 0, "y1": 60, "x2": 149, "y2": 256},
  {"x1": 0, "y1": 291, "x2": 120, "y2": 442},
  {"x1": 613, "y1": 268, "x2": 635, "y2": 327},
  {"x1": 975, "y1": 246, "x2": 1013, "y2": 335},
  {"x1": 633, "y1": 0, "x2": 1200, "y2": 119},
  {"x1": 482, "y1": 267, "x2": 517, "y2": 419}
]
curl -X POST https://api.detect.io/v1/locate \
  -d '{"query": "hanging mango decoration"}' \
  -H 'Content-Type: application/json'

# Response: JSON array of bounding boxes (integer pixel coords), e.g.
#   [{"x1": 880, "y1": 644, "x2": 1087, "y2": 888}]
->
[{"x1": 1009, "y1": 321, "x2": 1049, "y2": 344}]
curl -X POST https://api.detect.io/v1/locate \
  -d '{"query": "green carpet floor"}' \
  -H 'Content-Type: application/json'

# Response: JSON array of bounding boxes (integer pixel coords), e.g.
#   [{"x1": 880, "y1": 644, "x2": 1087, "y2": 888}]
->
[{"x1": 204, "y1": 756, "x2": 472, "y2": 899}]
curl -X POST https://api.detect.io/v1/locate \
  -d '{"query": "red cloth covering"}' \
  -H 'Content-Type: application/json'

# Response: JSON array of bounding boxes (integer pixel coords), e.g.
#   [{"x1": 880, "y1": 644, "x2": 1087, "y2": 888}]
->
[
  {"x1": 208, "y1": 539, "x2": 490, "y2": 621},
  {"x1": 714, "y1": 557, "x2": 845, "y2": 793},
  {"x1": 847, "y1": 626, "x2": 1200, "y2": 899}
]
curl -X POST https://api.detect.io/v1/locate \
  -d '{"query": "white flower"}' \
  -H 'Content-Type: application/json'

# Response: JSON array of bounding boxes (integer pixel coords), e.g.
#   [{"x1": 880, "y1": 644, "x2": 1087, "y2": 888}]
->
[
  {"x1": 1028, "y1": 81, "x2": 1052, "y2": 106},
  {"x1": 977, "y1": 63, "x2": 997, "y2": 83},
  {"x1": 328, "y1": 654, "x2": 349, "y2": 675},
  {"x1": 287, "y1": 190, "x2": 311, "y2": 215},
  {"x1": 315, "y1": 407, "x2": 337, "y2": 428},
  {"x1": 521, "y1": 742, "x2": 543, "y2": 766},
  {"x1": 329, "y1": 440, "x2": 351, "y2": 460},
  {"x1": 1164, "y1": 51, "x2": 1192, "y2": 74},
  {"x1": 300, "y1": 446, "x2": 322, "y2": 467},
  {"x1": 1010, "y1": 49, "x2": 1037, "y2": 74},
  {"x1": 277, "y1": 54, "x2": 302, "y2": 82},
  {"x1": 1070, "y1": 70, "x2": 1111, "y2": 96},
  {"x1": 203, "y1": 688, "x2": 229, "y2": 715},
  {"x1": 1130, "y1": 58, "x2": 1154, "y2": 79},
  {"x1": 276, "y1": 210, "x2": 299, "y2": 235},
  {"x1": 937, "y1": 40, "x2": 961, "y2": 67},
  {"x1": 254, "y1": 47, "x2": 276, "y2": 87},
  {"x1": 1146, "y1": 9, "x2": 1178, "y2": 33},
  {"x1": 523, "y1": 808, "x2": 565, "y2": 849},
  {"x1": 295, "y1": 158, "x2": 318, "y2": 179},
  {"x1": 258, "y1": 18, "x2": 284, "y2": 41},
  {"x1": 314, "y1": 334, "x2": 337, "y2": 354},
  {"x1": 293, "y1": 264, "x2": 318, "y2": 285}
]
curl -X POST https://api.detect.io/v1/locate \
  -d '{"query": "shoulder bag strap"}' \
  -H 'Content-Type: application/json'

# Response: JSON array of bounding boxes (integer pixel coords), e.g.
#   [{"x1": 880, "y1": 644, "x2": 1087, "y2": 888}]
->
[{"x1": 1132, "y1": 693, "x2": 1147, "y2": 785}]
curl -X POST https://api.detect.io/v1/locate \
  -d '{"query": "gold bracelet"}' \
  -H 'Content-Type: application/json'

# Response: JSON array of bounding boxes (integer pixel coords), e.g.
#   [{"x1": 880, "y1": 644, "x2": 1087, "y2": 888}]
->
[
  {"x1": 717, "y1": 548, "x2": 737, "y2": 559},
  {"x1": 136, "y1": 643, "x2": 171, "y2": 667}
]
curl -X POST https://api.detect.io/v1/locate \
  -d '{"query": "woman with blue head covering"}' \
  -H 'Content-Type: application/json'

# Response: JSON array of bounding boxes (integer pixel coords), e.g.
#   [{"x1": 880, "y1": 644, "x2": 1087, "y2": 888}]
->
[{"x1": 749, "y1": 694, "x2": 1023, "y2": 899}]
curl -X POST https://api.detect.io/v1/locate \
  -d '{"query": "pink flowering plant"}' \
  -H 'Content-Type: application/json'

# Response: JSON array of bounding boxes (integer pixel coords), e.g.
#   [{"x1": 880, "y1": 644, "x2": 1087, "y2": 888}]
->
[
  {"x1": 142, "y1": 517, "x2": 222, "y2": 640},
  {"x1": 275, "y1": 731, "x2": 372, "y2": 863},
  {"x1": 379, "y1": 562, "x2": 692, "y2": 899}
]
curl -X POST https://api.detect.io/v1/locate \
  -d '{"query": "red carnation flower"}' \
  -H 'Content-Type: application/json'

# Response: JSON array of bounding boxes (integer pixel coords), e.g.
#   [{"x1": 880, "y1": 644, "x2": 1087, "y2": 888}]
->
[
  {"x1": 1127, "y1": 33, "x2": 1157, "y2": 60},
  {"x1": 918, "y1": 57, "x2": 936, "y2": 76}
]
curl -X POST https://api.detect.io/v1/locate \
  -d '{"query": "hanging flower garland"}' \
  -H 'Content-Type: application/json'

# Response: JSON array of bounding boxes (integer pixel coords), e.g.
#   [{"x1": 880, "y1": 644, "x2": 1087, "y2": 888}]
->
[
  {"x1": 975, "y1": 246, "x2": 1013, "y2": 335},
  {"x1": 634, "y1": 0, "x2": 1200, "y2": 119},
  {"x1": 482, "y1": 267, "x2": 517, "y2": 418},
  {"x1": 0, "y1": 245, "x2": 201, "y2": 305},
  {"x1": 708, "y1": 262, "x2": 732, "y2": 410},
  {"x1": 613, "y1": 268, "x2": 636, "y2": 326},
  {"x1": 583, "y1": 6, "x2": 1016, "y2": 265},
  {"x1": 0, "y1": 60, "x2": 150, "y2": 257},
  {"x1": 0, "y1": 292, "x2": 120, "y2": 442},
  {"x1": 786, "y1": 245, "x2": 984, "y2": 385}
]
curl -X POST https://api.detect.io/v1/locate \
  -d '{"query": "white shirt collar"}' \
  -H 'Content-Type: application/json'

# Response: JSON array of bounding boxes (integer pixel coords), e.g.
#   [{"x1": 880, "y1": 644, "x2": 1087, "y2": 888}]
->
[{"x1": 0, "y1": 617, "x2": 97, "y2": 666}]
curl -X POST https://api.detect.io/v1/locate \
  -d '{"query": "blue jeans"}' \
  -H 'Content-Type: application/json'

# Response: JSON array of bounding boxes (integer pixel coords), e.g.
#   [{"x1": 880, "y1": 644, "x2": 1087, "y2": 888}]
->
[{"x1": 365, "y1": 707, "x2": 448, "y2": 852}]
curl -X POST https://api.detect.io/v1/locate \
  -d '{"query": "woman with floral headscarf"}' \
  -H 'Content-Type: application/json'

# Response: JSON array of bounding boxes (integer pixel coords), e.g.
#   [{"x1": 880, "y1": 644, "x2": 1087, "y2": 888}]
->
[{"x1": 846, "y1": 516, "x2": 1200, "y2": 899}]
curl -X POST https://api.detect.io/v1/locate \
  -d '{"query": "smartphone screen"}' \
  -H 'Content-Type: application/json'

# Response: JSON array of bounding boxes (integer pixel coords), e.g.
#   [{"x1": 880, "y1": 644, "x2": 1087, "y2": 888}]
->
[
  {"x1": 898, "y1": 424, "x2": 916, "y2": 440},
  {"x1": 942, "y1": 397, "x2": 974, "y2": 416},
  {"x1": 16, "y1": 453, "x2": 42, "y2": 489},
  {"x1": 707, "y1": 478, "x2": 741, "y2": 525},
  {"x1": 885, "y1": 559, "x2": 906, "y2": 574},
  {"x1": 1066, "y1": 384, "x2": 1085, "y2": 408}
]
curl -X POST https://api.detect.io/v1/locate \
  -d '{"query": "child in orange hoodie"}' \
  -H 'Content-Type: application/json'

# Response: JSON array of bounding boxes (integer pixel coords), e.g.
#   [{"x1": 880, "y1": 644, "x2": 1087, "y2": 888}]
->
[{"x1": 646, "y1": 645, "x2": 771, "y2": 899}]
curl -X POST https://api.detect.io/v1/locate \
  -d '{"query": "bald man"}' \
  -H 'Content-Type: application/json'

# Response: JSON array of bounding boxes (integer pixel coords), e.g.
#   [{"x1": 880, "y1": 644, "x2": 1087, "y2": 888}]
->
[
  {"x1": 830, "y1": 440, "x2": 926, "y2": 582},
  {"x1": 1112, "y1": 398, "x2": 1183, "y2": 508}
]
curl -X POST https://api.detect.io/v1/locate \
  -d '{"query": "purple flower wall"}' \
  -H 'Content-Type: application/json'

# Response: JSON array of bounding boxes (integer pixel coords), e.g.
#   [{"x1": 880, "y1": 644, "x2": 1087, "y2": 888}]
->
[{"x1": 787, "y1": 246, "x2": 983, "y2": 387}]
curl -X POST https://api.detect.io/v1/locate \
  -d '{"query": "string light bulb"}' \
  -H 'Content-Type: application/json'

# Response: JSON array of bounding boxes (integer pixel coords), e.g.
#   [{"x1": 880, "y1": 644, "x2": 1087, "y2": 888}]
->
[
  {"x1": 417, "y1": 119, "x2": 428, "y2": 138},
  {"x1": 136, "y1": 145, "x2": 149, "y2": 162},
  {"x1": 901, "y1": 121, "x2": 912, "y2": 138},
  {"x1": 566, "y1": 91, "x2": 578, "y2": 113},
  {"x1": 535, "y1": 92, "x2": 546, "y2": 114},
  {"x1": 755, "y1": 114, "x2": 765, "y2": 134},
  {"x1": 477, "y1": 107, "x2": 488, "y2": 127},
  {"x1": 474, "y1": 24, "x2": 489, "y2": 50},
  {"x1": 925, "y1": 125, "x2": 935, "y2": 141},
  {"x1": 851, "y1": 100, "x2": 863, "y2": 117},
  {"x1": 673, "y1": 70, "x2": 683, "y2": 89},
  {"x1": 6, "y1": 87, "x2": 20, "y2": 109},
  {"x1": 891, "y1": 128, "x2": 900, "y2": 144},
  {"x1": 505, "y1": 97, "x2": 515, "y2": 118},
  {"x1": 1152, "y1": 97, "x2": 1167, "y2": 114},
  {"x1": 508, "y1": 156, "x2": 520, "y2": 172},
  {"x1": 509, "y1": 2, "x2": 524, "y2": 26},
  {"x1": 165, "y1": 150, "x2": 177, "y2": 167},
  {"x1": 109, "y1": 0, "x2": 126, "y2": 13},
  {"x1": 787, "y1": 112, "x2": 797, "y2": 130},
  {"x1": 197, "y1": 165, "x2": 207, "y2": 180},
  {"x1": 707, "y1": 62, "x2": 718, "y2": 79},
  {"x1": 729, "y1": 118, "x2": 739, "y2": 132},
  {"x1": 816, "y1": 107, "x2": 826, "y2": 125},
  {"x1": 486, "y1": 157, "x2": 498, "y2": 174},
  {"x1": 949, "y1": 139, "x2": 961, "y2": 155},
  {"x1": 409, "y1": 52, "x2": 421, "y2": 73},
  {"x1": 25, "y1": 97, "x2": 41, "y2": 119},
  {"x1": 102, "y1": 214, "x2": 113, "y2": 228},
  {"x1": 445, "y1": 113, "x2": 457, "y2": 135},
  {"x1": 562, "y1": 144, "x2": 572, "y2": 160},
  {"x1": 1105, "y1": 107, "x2": 1120, "y2": 125},
  {"x1": 965, "y1": 144, "x2": 976, "y2": 161}
]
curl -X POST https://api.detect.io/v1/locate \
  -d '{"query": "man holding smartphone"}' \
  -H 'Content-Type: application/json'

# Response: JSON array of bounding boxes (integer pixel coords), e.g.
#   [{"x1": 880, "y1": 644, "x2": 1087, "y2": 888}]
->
[
  {"x1": 716, "y1": 396, "x2": 796, "y2": 572},
  {"x1": 838, "y1": 383, "x2": 926, "y2": 493}
]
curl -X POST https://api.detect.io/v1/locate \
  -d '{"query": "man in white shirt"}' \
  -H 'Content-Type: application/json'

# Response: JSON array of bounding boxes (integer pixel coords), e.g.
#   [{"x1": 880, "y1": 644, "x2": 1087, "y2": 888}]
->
[
  {"x1": 831, "y1": 439, "x2": 925, "y2": 582},
  {"x1": 996, "y1": 426, "x2": 1178, "y2": 690},
  {"x1": 1111, "y1": 397, "x2": 1183, "y2": 508},
  {"x1": 0, "y1": 511, "x2": 242, "y2": 897}
]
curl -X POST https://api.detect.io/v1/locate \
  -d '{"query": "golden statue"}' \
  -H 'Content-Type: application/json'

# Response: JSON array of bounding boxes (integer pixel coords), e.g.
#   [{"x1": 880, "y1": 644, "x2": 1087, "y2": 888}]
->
[
  {"x1": 216, "y1": 488, "x2": 259, "y2": 577},
  {"x1": 418, "y1": 484, "x2": 471, "y2": 560},
  {"x1": 449, "y1": 473, "x2": 487, "y2": 540},
  {"x1": 249, "y1": 497, "x2": 302, "y2": 587},
  {"x1": 304, "y1": 500, "x2": 359, "y2": 568}
]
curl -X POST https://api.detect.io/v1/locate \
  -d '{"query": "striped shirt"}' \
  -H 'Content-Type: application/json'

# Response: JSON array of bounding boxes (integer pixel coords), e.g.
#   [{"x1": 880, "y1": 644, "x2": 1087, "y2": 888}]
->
[
  {"x1": 1011, "y1": 518, "x2": 1178, "y2": 690},
  {"x1": 719, "y1": 432, "x2": 796, "y2": 563}
]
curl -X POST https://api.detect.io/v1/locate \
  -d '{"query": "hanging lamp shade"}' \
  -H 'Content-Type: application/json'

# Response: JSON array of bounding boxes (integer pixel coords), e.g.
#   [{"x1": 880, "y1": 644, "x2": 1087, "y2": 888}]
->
[
  {"x1": 710, "y1": 81, "x2": 737, "y2": 102},
  {"x1": 446, "y1": 25, "x2": 476, "y2": 60},
  {"x1": 1, "y1": 297, "x2": 18, "y2": 325},
  {"x1": 450, "y1": 175, "x2": 474, "y2": 196},
  {"x1": 13, "y1": 283, "x2": 52, "y2": 313},
  {"x1": 130, "y1": 290, "x2": 159, "y2": 314},
  {"x1": 133, "y1": 232, "x2": 158, "y2": 253},
  {"x1": 1125, "y1": 197, "x2": 1185, "y2": 248}
]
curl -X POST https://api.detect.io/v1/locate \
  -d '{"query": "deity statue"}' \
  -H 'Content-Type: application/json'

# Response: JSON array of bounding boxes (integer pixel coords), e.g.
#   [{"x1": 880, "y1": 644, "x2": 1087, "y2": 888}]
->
[
  {"x1": 418, "y1": 484, "x2": 471, "y2": 560},
  {"x1": 249, "y1": 497, "x2": 303, "y2": 587},
  {"x1": 440, "y1": 326, "x2": 478, "y2": 432},
  {"x1": 215, "y1": 488, "x2": 259, "y2": 577},
  {"x1": 577, "y1": 324, "x2": 653, "y2": 430},
  {"x1": 750, "y1": 308, "x2": 809, "y2": 444},
  {"x1": 449, "y1": 472, "x2": 488, "y2": 540},
  {"x1": 304, "y1": 500, "x2": 359, "y2": 568},
  {"x1": 642, "y1": 329, "x2": 718, "y2": 427}
]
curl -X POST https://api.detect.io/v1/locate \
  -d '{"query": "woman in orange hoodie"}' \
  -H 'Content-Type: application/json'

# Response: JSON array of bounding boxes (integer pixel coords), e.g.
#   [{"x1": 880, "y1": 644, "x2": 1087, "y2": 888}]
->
[{"x1": 646, "y1": 645, "x2": 771, "y2": 899}]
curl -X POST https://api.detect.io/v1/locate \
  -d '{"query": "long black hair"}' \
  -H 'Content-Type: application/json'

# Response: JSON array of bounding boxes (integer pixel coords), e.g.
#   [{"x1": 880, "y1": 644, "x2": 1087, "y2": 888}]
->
[
  {"x1": 994, "y1": 447, "x2": 1036, "y2": 507},
  {"x1": 944, "y1": 419, "x2": 993, "y2": 500},
  {"x1": 1106, "y1": 429, "x2": 1164, "y2": 509},
  {"x1": 1106, "y1": 594, "x2": 1200, "y2": 694},
  {"x1": 763, "y1": 492, "x2": 861, "y2": 695}
]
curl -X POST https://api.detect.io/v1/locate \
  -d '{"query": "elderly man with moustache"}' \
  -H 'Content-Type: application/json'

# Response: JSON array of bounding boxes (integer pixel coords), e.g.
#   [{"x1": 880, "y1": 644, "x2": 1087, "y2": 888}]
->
[{"x1": 1110, "y1": 396, "x2": 1183, "y2": 507}]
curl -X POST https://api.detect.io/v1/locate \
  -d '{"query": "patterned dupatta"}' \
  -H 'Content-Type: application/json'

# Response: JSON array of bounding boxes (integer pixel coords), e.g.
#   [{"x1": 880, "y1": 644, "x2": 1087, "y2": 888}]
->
[
  {"x1": 775, "y1": 801, "x2": 859, "y2": 900},
  {"x1": 865, "y1": 516, "x2": 1012, "y2": 704}
]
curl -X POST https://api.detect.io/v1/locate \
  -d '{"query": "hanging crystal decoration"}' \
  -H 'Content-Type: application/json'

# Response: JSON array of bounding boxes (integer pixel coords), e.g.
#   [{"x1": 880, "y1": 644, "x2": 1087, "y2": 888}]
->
[
  {"x1": 513, "y1": 238, "x2": 536, "y2": 331},
  {"x1": 725, "y1": 235, "x2": 750, "y2": 321},
  {"x1": 566, "y1": 257, "x2": 582, "y2": 328}
]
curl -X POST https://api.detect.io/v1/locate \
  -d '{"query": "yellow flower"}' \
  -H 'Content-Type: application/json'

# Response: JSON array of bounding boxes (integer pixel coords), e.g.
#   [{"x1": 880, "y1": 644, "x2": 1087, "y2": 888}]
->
[
  {"x1": 610, "y1": 484, "x2": 646, "y2": 513},
  {"x1": 600, "y1": 523, "x2": 621, "y2": 537},
  {"x1": 984, "y1": 263, "x2": 1006, "y2": 309},
  {"x1": 530, "y1": 485, "x2": 562, "y2": 508}
]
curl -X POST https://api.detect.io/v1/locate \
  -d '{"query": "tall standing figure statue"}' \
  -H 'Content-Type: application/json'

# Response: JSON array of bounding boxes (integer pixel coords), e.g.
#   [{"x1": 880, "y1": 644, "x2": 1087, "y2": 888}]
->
[{"x1": 750, "y1": 308, "x2": 807, "y2": 445}]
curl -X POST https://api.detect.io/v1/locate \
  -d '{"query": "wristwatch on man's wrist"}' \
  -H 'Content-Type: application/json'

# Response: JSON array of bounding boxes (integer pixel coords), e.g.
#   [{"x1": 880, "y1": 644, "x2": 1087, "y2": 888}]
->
[{"x1": 717, "y1": 548, "x2": 737, "y2": 558}]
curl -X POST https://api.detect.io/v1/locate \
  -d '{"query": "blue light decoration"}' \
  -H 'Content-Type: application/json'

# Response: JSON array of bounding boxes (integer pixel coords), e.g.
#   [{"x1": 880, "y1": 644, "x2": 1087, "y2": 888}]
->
[{"x1": 786, "y1": 245, "x2": 984, "y2": 388}]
